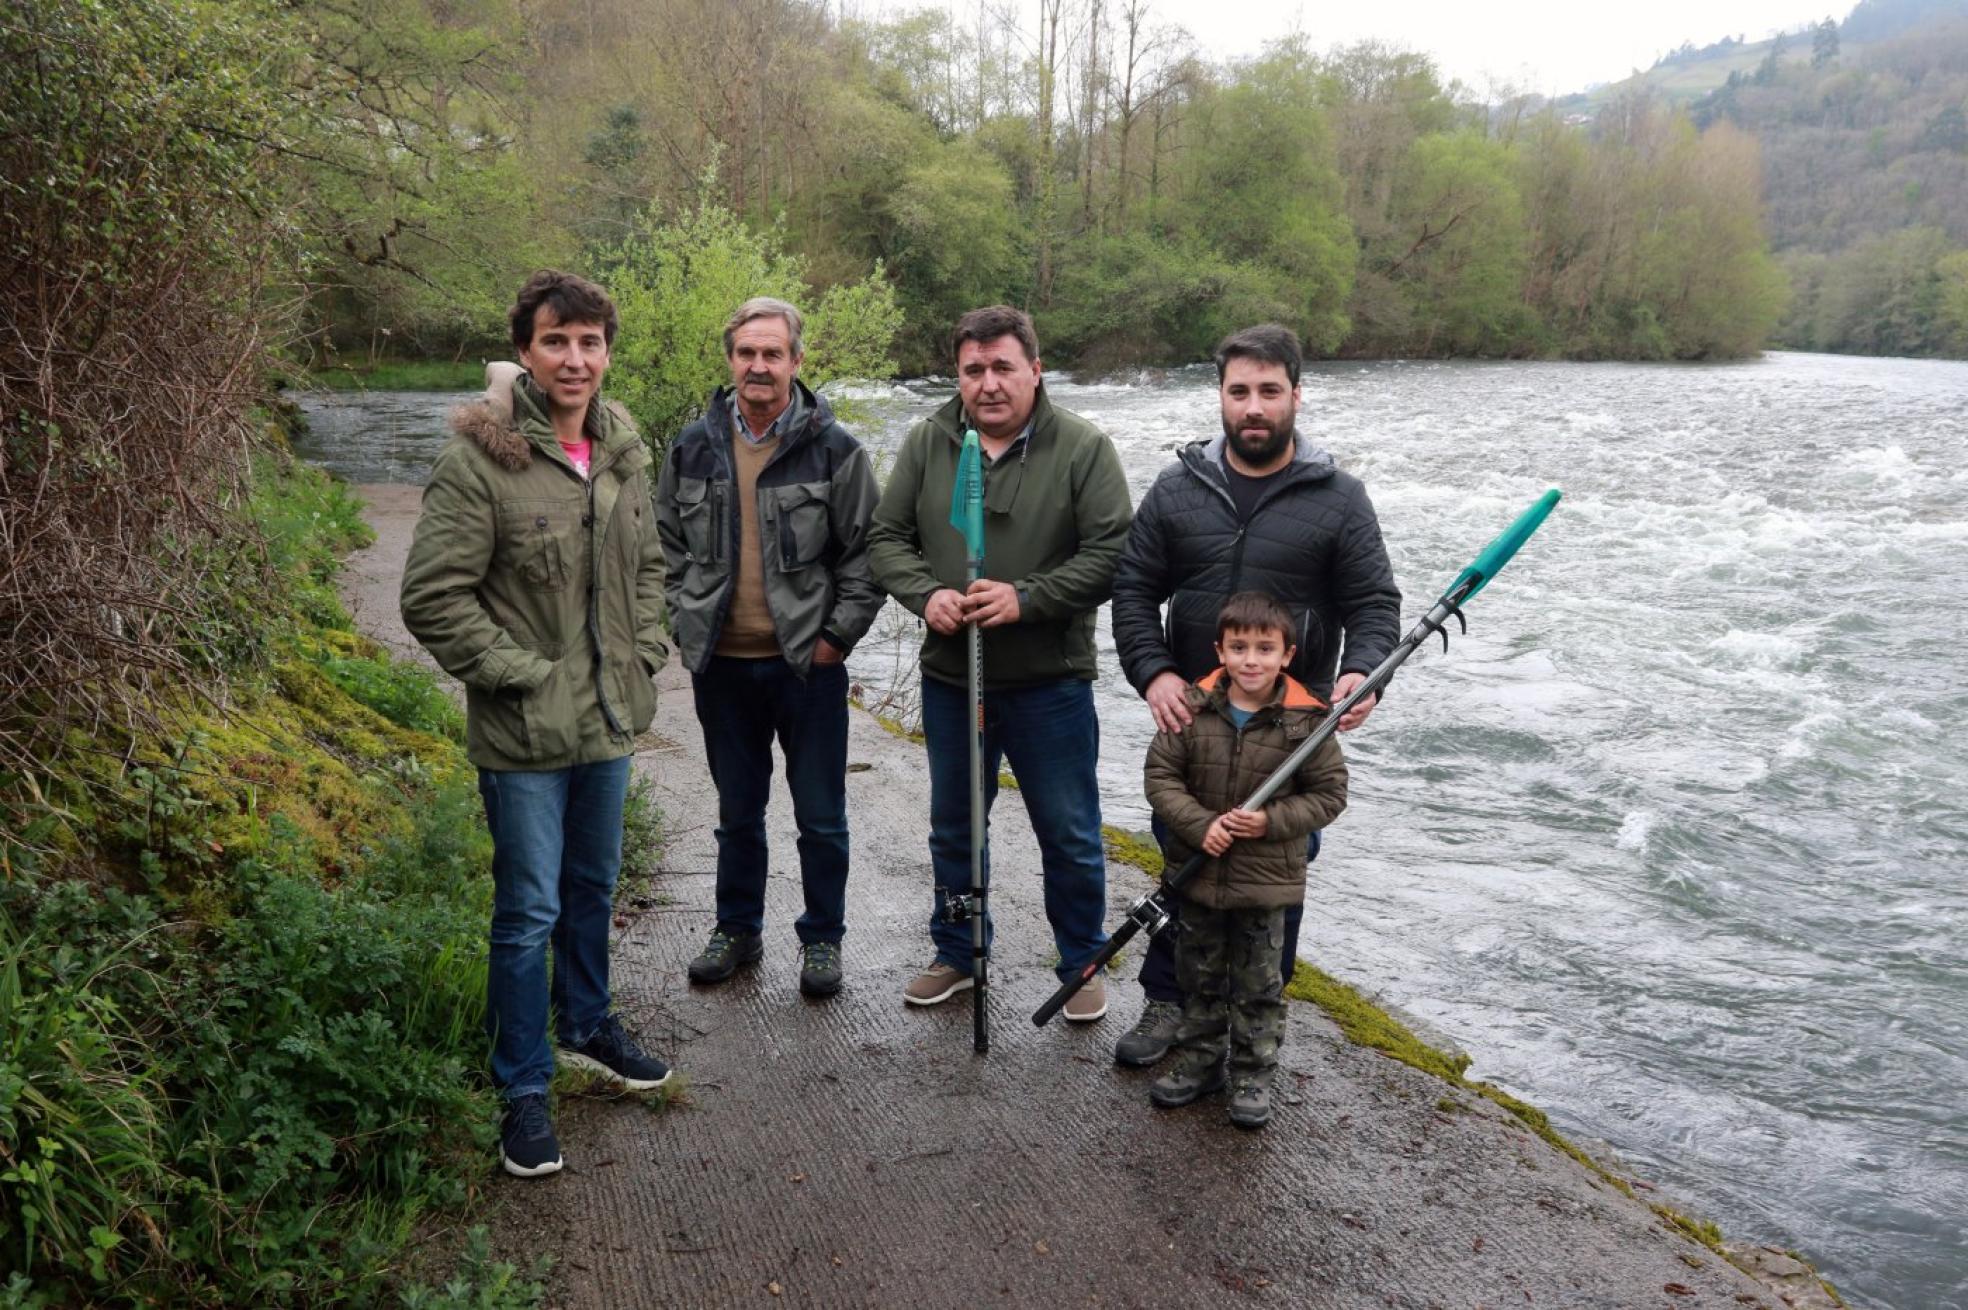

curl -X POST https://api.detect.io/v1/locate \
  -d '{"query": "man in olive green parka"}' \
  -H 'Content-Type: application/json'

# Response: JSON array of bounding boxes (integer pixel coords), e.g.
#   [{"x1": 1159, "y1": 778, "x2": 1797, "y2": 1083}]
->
[{"x1": 401, "y1": 271, "x2": 672, "y2": 1180}]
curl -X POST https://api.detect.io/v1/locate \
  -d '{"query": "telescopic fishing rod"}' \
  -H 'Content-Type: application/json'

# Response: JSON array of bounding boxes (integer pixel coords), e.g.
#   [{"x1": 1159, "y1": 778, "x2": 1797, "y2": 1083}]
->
[
  {"x1": 951, "y1": 427, "x2": 990, "y2": 1052},
  {"x1": 1032, "y1": 488, "x2": 1563, "y2": 1029}
]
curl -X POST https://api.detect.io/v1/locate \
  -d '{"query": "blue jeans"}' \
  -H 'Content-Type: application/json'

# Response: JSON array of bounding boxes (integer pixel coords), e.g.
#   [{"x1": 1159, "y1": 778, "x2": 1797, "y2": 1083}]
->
[
  {"x1": 692, "y1": 656, "x2": 850, "y2": 946},
  {"x1": 1137, "y1": 819, "x2": 1316, "y2": 1004},
  {"x1": 478, "y1": 756, "x2": 631, "y2": 1100},
  {"x1": 922, "y1": 674, "x2": 1108, "y2": 981}
]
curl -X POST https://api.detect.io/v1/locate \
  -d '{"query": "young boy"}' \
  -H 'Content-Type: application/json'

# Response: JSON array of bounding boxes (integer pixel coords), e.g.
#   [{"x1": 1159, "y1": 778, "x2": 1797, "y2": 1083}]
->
[{"x1": 1142, "y1": 591, "x2": 1349, "y2": 1128}]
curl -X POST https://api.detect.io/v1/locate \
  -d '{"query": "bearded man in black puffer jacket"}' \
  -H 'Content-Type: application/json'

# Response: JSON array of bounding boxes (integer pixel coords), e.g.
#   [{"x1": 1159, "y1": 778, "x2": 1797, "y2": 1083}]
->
[{"x1": 1108, "y1": 323, "x2": 1402, "y2": 1068}]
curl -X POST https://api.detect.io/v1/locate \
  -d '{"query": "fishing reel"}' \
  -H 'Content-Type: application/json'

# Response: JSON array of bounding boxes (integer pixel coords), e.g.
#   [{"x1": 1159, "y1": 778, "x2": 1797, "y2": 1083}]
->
[
  {"x1": 933, "y1": 886, "x2": 984, "y2": 925},
  {"x1": 1123, "y1": 890, "x2": 1173, "y2": 938}
]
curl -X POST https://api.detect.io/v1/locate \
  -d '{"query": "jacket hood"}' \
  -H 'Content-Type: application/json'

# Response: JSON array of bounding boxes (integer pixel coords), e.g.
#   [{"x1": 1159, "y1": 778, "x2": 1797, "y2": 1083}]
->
[
  {"x1": 1190, "y1": 668, "x2": 1327, "y2": 714},
  {"x1": 1183, "y1": 431, "x2": 1336, "y2": 484},
  {"x1": 449, "y1": 361, "x2": 637, "y2": 472}
]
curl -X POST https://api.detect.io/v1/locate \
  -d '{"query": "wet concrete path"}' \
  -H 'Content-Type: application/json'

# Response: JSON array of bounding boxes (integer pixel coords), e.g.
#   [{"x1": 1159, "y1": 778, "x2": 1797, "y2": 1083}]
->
[{"x1": 345, "y1": 484, "x2": 1779, "y2": 1309}]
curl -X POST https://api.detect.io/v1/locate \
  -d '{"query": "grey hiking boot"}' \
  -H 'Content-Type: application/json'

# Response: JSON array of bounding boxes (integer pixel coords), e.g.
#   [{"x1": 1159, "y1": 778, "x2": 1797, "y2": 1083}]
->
[
  {"x1": 688, "y1": 929, "x2": 763, "y2": 984},
  {"x1": 799, "y1": 941, "x2": 843, "y2": 997},
  {"x1": 1148, "y1": 1051, "x2": 1228, "y2": 1108},
  {"x1": 1114, "y1": 999, "x2": 1183, "y2": 1067},
  {"x1": 1228, "y1": 1076, "x2": 1274, "y2": 1130}
]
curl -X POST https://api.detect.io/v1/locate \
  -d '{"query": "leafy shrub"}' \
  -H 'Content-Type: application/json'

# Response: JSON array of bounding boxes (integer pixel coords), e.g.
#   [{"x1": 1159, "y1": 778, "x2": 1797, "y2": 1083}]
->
[{"x1": 597, "y1": 165, "x2": 903, "y2": 449}]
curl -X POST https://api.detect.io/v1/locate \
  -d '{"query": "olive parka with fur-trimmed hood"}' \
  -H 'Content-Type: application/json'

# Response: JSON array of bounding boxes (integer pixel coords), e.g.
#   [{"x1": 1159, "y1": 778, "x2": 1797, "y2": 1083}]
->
[{"x1": 400, "y1": 363, "x2": 666, "y2": 772}]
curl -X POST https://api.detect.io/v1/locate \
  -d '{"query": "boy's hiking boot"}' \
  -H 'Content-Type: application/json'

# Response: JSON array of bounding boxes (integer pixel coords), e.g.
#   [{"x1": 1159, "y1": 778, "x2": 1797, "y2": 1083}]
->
[
  {"x1": 559, "y1": 1014, "x2": 672, "y2": 1091},
  {"x1": 500, "y1": 1094, "x2": 563, "y2": 1178},
  {"x1": 799, "y1": 941, "x2": 844, "y2": 997},
  {"x1": 1228, "y1": 1076, "x2": 1274, "y2": 1130},
  {"x1": 1149, "y1": 1051, "x2": 1228, "y2": 1108},
  {"x1": 1062, "y1": 974, "x2": 1107, "y2": 1022},
  {"x1": 903, "y1": 960, "x2": 973, "y2": 1005},
  {"x1": 688, "y1": 929, "x2": 763, "y2": 984},
  {"x1": 1114, "y1": 999, "x2": 1183, "y2": 1065}
]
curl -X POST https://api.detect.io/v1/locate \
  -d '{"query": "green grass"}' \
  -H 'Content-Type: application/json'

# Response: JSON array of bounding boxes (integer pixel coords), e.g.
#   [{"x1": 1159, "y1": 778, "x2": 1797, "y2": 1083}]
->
[{"x1": 303, "y1": 360, "x2": 489, "y2": 392}]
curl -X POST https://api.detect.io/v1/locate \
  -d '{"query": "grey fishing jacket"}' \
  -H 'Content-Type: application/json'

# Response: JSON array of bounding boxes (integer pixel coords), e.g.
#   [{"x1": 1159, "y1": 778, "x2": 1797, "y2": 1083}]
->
[{"x1": 654, "y1": 380, "x2": 883, "y2": 677}]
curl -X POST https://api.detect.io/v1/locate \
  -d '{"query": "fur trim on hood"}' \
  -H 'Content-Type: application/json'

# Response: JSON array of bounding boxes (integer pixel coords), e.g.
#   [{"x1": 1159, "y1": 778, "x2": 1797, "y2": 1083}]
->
[{"x1": 447, "y1": 361, "x2": 531, "y2": 471}]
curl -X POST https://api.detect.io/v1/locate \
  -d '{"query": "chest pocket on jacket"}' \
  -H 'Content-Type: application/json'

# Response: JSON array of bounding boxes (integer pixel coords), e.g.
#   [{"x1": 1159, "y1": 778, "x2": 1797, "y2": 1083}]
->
[
  {"x1": 769, "y1": 482, "x2": 831, "y2": 571},
  {"x1": 499, "y1": 503, "x2": 575, "y2": 592},
  {"x1": 671, "y1": 477, "x2": 717, "y2": 563}
]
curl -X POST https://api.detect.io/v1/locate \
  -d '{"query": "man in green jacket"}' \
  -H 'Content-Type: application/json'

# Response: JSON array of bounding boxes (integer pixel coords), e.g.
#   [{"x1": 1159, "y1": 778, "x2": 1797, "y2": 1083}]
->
[
  {"x1": 401, "y1": 271, "x2": 671, "y2": 1180},
  {"x1": 868, "y1": 305, "x2": 1133, "y2": 1021}
]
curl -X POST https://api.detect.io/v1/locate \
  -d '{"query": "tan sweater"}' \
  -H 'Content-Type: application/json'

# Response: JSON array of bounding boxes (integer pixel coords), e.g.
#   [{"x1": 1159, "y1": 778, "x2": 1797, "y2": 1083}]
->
[{"x1": 715, "y1": 433, "x2": 782, "y2": 658}]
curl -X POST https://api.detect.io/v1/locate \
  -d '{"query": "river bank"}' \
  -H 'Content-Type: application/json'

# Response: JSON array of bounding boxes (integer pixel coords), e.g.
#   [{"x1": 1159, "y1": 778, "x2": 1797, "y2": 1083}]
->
[
  {"x1": 301, "y1": 350, "x2": 1968, "y2": 1308},
  {"x1": 340, "y1": 481, "x2": 1831, "y2": 1308}
]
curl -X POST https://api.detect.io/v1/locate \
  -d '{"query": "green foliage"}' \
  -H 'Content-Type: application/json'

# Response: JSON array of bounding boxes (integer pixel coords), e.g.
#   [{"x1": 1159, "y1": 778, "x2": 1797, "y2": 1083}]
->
[
  {"x1": 0, "y1": 885, "x2": 167, "y2": 1290},
  {"x1": 1938, "y1": 249, "x2": 1968, "y2": 349},
  {"x1": 282, "y1": 0, "x2": 569, "y2": 357},
  {"x1": 244, "y1": 453, "x2": 378, "y2": 633},
  {"x1": 1356, "y1": 132, "x2": 1533, "y2": 355},
  {"x1": 0, "y1": 0, "x2": 282, "y2": 291},
  {"x1": 619, "y1": 770, "x2": 666, "y2": 903},
  {"x1": 395, "y1": 1228, "x2": 548, "y2": 1309},
  {"x1": 0, "y1": 456, "x2": 646, "y2": 1302},
  {"x1": 305, "y1": 361, "x2": 490, "y2": 393},
  {"x1": 1778, "y1": 225, "x2": 1962, "y2": 355},
  {"x1": 598, "y1": 168, "x2": 901, "y2": 445},
  {"x1": 249, "y1": 0, "x2": 1794, "y2": 367},
  {"x1": 1177, "y1": 50, "x2": 1356, "y2": 352},
  {"x1": 883, "y1": 140, "x2": 1030, "y2": 369},
  {"x1": 1039, "y1": 232, "x2": 1299, "y2": 367}
]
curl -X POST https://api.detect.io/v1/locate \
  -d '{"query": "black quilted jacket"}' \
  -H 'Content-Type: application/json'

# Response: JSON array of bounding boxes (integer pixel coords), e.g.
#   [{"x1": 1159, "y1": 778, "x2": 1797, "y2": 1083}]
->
[{"x1": 1111, "y1": 433, "x2": 1402, "y2": 700}]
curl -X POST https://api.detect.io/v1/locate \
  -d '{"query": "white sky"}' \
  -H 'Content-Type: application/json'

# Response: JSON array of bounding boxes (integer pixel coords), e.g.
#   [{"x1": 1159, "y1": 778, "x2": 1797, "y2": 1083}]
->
[
  {"x1": 1157, "y1": 0, "x2": 1844, "y2": 94},
  {"x1": 871, "y1": 0, "x2": 1851, "y2": 99}
]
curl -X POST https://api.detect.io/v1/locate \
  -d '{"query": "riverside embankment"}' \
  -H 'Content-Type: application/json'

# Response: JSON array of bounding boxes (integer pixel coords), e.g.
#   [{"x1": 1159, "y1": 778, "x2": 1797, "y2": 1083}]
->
[
  {"x1": 342, "y1": 482, "x2": 1799, "y2": 1308},
  {"x1": 307, "y1": 351, "x2": 1968, "y2": 1308}
]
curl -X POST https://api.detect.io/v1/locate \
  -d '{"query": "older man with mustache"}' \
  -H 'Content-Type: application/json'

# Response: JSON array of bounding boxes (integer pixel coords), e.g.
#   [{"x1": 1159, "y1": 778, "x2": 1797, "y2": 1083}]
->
[
  {"x1": 1107, "y1": 323, "x2": 1403, "y2": 1069},
  {"x1": 655, "y1": 297, "x2": 884, "y2": 1000}
]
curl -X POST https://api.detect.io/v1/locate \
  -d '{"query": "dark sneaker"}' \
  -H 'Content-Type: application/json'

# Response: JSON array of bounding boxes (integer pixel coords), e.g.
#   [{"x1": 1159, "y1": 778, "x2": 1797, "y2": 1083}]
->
[
  {"x1": 1148, "y1": 1052, "x2": 1228, "y2": 1108},
  {"x1": 903, "y1": 961, "x2": 973, "y2": 1006},
  {"x1": 799, "y1": 941, "x2": 843, "y2": 997},
  {"x1": 500, "y1": 1094, "x2": 563, "y2": 1178},
  {"x1": 1228, "y1": 1077, "x2": 1274, "y2": 1130},
  {"x1": 560, "y1": 1014, "x2": 672, "y2": 1091},
  {"x1": 688, "y1": 929, "x2": 764, "y2": 984},
  {"x1": 1114, "y1": 999, "x2": 1183, "y2": 1067}
]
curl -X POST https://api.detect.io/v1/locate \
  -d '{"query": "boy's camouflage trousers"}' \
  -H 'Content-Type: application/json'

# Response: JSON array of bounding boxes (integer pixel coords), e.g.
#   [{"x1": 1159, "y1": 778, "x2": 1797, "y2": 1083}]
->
[{"x1": 1171, "y1": 902, "x2": 1289, "y2": 1079}]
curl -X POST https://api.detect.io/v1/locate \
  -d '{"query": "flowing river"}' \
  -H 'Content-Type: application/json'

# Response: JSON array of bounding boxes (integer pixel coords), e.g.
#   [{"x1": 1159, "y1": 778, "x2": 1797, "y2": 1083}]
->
[{"x1": 297, "y1": 350, "x2": 1967, "y2": 1309}]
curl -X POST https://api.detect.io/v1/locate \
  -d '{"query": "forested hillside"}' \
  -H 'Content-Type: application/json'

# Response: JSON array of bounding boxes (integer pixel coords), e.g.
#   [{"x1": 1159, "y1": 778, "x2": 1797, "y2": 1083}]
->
[
  {"x1": 232, "y1": 0, "x2": 1790, "y2": 382},
  {"x1": 1556, "y1": 0, "x2": 1968, "y2": 357},
  {"x1": 1691, "y1": 0, "x2": 1968, "y2": 355}
]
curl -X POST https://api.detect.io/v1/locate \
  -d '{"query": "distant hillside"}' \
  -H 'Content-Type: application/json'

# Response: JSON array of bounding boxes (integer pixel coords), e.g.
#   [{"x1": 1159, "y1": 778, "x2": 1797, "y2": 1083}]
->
[
  {"x1": 1552, "y1": 0, "x2": 1968, "y2": 357},
  {"x1": 1692, "y1": 15, "x2": 1968, "y2": 252},
  {"x1": 1556, "y1": 0, "x2": 1968, "y2": 120}
]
